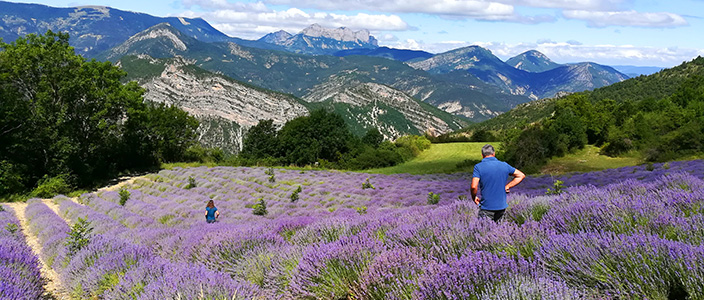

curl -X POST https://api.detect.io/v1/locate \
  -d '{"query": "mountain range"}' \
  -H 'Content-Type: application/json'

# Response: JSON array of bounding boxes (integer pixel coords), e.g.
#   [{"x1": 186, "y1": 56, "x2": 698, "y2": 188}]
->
[{"x1": 0, "y1": 1, "x2": 639, "y2": 151}]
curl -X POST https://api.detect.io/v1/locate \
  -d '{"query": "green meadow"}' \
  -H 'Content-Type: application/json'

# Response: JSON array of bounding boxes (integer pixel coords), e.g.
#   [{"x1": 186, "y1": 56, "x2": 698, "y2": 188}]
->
[{"x1": 365, "y1": 142, "x2": 487, "y2": 174}]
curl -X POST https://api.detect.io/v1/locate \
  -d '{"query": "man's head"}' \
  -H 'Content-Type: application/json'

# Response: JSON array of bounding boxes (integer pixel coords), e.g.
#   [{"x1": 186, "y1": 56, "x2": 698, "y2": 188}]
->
[{"x1": 481, "y1": 144, "x2": 495, "y2": 158}]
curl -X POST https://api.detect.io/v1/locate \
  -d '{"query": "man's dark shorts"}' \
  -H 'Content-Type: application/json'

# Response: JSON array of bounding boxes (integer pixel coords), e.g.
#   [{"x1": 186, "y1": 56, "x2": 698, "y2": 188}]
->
[{"x1": 478, "y1": 209, "x2": 505, "y2": 222}]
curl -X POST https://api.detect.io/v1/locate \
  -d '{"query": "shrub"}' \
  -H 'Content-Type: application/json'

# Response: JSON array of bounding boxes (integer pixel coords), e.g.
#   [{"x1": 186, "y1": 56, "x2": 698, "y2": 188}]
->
[
  {"x1": 395, "y1": 135, "x2": 431, "y2": 158},
  {"x1": 265, "y1": 167, "x2": 276, "y2": 183},
  {"x1": 427, "y1": 192, "x2": 440, "y2": 205},
  {"x1": 118, "y1": 188, "x2": 130, "y2": 206},
  {"x1": 31, "y1": 174, "x2": 72, "y2": 198},
  {"x1": 470, "y1": 129, "x2": 497, "y2": 142},
  {"x1": 253, "y1": 198, "x2": 267, "y2": 216},
  {"x1": 355, "y1": 206, "x2": 368, "y2": 215},
  {"x1": 66, "y1": 217, "x2": 93, "y2": 258},
  {"x1": 545, "y1": 180, "x2": 565, "y2": 195},
  {"x1": 362, "y1": 178, "x2": 375, "y2": 190},
  {"x1": 185, "y1": 176, "x2": 197, "y2": 189},
  {"x1": 5, "y1": 222, "x2": 19, "y2": 234},
  {"x1": 183, "y1": 145, "x2": 224, "y2": 163},
  {"x1": 290, "y1": 186, "x2": 302, "y2": 202}
]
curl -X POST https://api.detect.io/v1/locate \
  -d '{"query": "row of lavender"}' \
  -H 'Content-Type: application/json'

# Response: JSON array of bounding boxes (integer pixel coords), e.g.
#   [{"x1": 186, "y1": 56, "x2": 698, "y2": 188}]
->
[
  {"x1": 24, "y1": 198, "x2": 260, "y2": 299},
  {"x1": 30, "y1": 160, "x2": 703, "y2": 299},
  {"x1": 0, "y1": 205, "x2": 44, "y2": 299}
]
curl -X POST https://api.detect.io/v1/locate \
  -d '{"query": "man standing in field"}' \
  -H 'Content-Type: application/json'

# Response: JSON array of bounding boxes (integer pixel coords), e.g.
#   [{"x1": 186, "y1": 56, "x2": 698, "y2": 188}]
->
[{"x1": 471, "y1": 144, "x2": 525, "y2": 222}]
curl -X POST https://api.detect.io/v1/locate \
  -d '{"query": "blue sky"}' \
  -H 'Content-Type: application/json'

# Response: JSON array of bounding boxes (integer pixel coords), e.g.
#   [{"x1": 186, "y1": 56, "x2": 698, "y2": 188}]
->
[{"x1": 12, "y1": 0, "x2": 704, "y2": 67}]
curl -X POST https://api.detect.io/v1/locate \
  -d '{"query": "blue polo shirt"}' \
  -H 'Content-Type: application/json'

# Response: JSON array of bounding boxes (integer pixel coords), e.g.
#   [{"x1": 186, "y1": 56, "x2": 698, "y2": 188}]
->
[{"x1": 472, "y1": 157, "x2": 516, "y2": 210}]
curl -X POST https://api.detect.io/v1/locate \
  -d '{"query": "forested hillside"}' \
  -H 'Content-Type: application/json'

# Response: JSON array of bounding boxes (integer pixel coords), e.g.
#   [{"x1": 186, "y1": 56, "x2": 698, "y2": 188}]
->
[{"x1": 466, "y1": 56, "x2": 704, "y2": 173}]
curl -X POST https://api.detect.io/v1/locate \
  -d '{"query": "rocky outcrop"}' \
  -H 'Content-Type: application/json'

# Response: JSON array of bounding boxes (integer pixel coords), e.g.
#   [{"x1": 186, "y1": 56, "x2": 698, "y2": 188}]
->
[
  {"x1": 506, "y1": 50, "x2": 561, "y2": 73},
  {"x1": 304, "y1": 75, "x2": 464, "y2": 139},
  {"x1": 258, "y1": 24, "x2": 378, "y2": 55},
  {"x1": 138, "y1": 58, "x2": 308, "y2": 152}
]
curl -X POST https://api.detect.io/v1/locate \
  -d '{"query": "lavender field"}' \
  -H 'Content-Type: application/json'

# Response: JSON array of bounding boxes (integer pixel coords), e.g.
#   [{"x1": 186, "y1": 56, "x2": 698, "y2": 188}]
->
[{"x1": 5, "y1": 160, "x2": 704, "y2": 299}]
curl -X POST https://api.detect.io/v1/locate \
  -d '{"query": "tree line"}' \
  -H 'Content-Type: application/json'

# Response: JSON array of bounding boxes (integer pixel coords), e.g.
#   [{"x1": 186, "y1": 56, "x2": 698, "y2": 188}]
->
[
  {"x1": 240, "y1": 109, "x2": 431, "y2": 170},
  {"x1": 0, "y1": 31, "x2": 198, "y2": 198}
]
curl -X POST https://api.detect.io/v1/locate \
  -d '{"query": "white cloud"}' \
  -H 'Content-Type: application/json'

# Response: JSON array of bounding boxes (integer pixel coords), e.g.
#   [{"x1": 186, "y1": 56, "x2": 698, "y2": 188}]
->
[
  {"x1": 180, "y1": 8, "x2": 408, "y2": 39},
  {"x1": 496, "y1": 0, "x2": 630, "y2": 10},
  {"x1": 264, "y1": 0, "x2": 560, "y2": 24},
  {"x1": 182, "y1": 0, "x2": 269, "y2": 11},
  {"x1": 563, "y1": 10, "x2": 688, "y2": 27},
  {"x1": 380, "y1": 39, "x2": 703, "y2": 67},
  {"x1": 264, "y1": 0, "x2": 514, "y2": 17},
  {"x1": 476, "y1": 41, "x2": 703, "y2": 67}
]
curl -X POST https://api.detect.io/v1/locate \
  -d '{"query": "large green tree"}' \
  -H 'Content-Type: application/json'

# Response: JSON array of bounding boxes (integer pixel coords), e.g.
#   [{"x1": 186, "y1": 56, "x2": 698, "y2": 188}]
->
[
  {"x1": 240, "y1": 119, "x2": 279, "y2": 160},
  {"x1": 277, "y1": 109, "x2": 353, "y2": 165},
  {"x1": 0, "y1": 31, "x2": 197, "y2": 195}
]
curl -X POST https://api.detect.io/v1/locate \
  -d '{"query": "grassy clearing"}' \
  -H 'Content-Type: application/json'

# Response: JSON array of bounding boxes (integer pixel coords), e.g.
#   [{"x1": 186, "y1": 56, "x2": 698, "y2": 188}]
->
[
  {"x1": 365, "y1": 142, "x2": 487, "y2": 175},
  {"x1": 540, "y1": 145, "x2": 643, "y2": 175}
]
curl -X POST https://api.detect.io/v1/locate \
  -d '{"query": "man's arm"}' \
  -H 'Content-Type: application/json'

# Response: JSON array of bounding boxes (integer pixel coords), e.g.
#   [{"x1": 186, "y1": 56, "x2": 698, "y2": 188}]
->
[
  {"x1": 470, "y1": 177, "x2": 480, "y2": 205},
  {"x1": 505, "y1": 169, "x2": 526, "y2": 193}
]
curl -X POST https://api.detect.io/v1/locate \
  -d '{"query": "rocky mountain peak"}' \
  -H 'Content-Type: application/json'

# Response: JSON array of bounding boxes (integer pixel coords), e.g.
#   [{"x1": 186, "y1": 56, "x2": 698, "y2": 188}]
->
[
  {"x1": 300, "y1": 23, "x2": 377, "y2": 45},
  {"x1": 258, "y1": 30, "x2": 292, "y2": 44},
  {"x1": 506, "y1": 50, "x2": 561, "y2": 72}
]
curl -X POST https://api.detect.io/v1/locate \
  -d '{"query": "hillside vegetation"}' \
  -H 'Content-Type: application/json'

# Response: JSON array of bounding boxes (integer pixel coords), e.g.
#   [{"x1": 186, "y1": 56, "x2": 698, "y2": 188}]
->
[
  {"x1": 0, "y1": 32, "x2": 198, "y2": 199},
  {"x1": 466, "y1": 56, "x2": 704, "y2": 173}
]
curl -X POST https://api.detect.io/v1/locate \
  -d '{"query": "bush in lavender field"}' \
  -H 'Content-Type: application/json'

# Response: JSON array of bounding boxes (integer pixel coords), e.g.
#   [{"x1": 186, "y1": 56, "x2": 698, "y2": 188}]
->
[
  {"x1": 65, "y1": 217, "x2": 93, "y2": 258},
  {"x1": 5, "y1": 222, "x2": 19, "y2": 234},
  {"x1": 253, "y1": 198, "x2": 267, "y2": 216},
  {"x1": 290, "y1": 185, "x2": 302, "y2": 202},
  {"x1": 265, "y1": 167, "x2": 276, "y2": 183},
  {"x1": 185, "y1": 175, "x2": 197, "y2": 189},
  {"x1": 118, "y1": 188, "x2": 130, "y2": 206},
  {"x1": 362, "y1": 178, "x2": 375, "y2": 189},
  {"x1": 427, "y1": 192, "x2": 440, "y2": 205},
  {"x1": 545, "y1": 179, "x2": 564, "y2": 195}
]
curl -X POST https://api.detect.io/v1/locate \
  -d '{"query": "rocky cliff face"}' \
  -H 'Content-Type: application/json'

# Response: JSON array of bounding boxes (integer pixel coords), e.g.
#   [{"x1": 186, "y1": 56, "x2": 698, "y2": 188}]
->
[
  {"x1": 126, "y1": 56, "x2": 308, "y2": 152},
  {"x1": 258, "y1": 24, "x2": 378, "y2": 55},
  {"x1": 304, "y1": 75, "x2": 465, "y2": 139},
  {"x1": 301, "y1": 24, "x2": 377, "y2": 45}
]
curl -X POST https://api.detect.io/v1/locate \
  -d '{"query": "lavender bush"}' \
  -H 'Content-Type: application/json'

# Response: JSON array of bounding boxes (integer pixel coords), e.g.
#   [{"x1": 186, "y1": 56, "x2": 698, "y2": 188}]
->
[{"x1": 0, "y1": 205, "x2": 45, "y2": 300}]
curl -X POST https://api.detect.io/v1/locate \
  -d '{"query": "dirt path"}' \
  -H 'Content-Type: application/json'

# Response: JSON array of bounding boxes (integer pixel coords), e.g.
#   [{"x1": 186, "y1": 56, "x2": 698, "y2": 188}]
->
[
  {"x1": 99, "y1": 175, "x2": 149, "y2": 193},
  {"x1": 5, "y1": 202, "x2": 71, "y2": 299}
]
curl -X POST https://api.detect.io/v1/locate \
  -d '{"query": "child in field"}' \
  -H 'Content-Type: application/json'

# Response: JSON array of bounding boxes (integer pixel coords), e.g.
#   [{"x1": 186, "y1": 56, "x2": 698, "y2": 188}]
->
[{"x1": 205, "y1": 200, "x2": 219, "y2": 223}]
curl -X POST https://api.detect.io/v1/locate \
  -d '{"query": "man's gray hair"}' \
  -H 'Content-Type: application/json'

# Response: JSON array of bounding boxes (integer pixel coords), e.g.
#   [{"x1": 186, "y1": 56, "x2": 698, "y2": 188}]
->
[{"x1": 482, "y1": 144, "x2": 495, "y2": 156}]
